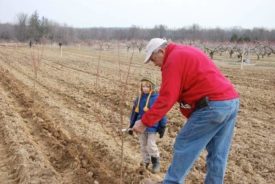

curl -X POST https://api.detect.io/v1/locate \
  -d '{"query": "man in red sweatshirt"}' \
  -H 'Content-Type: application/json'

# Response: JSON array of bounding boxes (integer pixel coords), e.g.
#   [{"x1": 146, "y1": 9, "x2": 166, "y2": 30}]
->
[{"x1": 133, "y1": 38, "x2": 239, "y2": 184}]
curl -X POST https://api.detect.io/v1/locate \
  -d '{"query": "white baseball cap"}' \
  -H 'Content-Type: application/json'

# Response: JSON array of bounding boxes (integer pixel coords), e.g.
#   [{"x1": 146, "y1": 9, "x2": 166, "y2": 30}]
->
[{"x1": 144, "y1": 38, "x2": 167, "y2": 64}]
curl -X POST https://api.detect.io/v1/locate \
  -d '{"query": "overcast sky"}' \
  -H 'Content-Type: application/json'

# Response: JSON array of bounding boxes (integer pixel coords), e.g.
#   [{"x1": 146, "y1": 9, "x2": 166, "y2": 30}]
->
[{"x1": 0, "y1": 0, "x2": 274, "y2": 29}]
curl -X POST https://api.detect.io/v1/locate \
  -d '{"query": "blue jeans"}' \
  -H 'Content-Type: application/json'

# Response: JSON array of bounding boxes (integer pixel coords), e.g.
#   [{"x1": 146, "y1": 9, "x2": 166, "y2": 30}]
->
[{"x1": 163, "y1": 99, "x2": 239, "y2": 184}]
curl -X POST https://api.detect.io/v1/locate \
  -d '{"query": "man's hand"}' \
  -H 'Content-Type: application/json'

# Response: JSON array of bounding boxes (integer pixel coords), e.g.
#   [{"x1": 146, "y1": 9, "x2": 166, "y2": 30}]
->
[{"x1": 132, "y1": 120, "x2": 147, "y2": 134}]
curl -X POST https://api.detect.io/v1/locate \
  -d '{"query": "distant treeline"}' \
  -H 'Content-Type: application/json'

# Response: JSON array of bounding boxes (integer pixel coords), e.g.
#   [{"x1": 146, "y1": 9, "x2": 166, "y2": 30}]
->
[{"x1": 0, "y1": 11, "x2": 275, "y2": 44}]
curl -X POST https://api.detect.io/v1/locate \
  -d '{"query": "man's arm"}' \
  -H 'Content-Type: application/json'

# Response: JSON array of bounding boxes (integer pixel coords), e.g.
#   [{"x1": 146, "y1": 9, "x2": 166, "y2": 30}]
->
[{"x1": 142, "y1": 55, "x2": 183, "y2": 127}]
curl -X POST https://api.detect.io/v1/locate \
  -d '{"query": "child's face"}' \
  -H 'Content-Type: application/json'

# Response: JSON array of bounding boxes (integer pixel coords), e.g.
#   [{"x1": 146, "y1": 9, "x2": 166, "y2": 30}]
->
[{"x1": 141, "y1": 82, "x2": 152, "y2": 94}]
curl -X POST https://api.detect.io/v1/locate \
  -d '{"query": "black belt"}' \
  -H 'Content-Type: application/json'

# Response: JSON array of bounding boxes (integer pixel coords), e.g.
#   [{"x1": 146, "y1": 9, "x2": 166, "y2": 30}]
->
[
  {"x1": 180, "y1": 96, "x2": 209, "y2": 110},
  {"x1": 195, "y1": 96, "x2": 209, "y2": 110}
]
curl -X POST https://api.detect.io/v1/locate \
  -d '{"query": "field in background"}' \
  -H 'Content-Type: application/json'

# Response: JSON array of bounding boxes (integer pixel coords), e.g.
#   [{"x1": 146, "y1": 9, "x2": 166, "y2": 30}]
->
[{"x1": 0, "y1": 43, "x2": 274, "y2": 184}]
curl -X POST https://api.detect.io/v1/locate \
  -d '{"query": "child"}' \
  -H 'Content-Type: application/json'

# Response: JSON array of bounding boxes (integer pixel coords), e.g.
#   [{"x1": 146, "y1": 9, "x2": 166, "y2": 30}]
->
[{"x1": 129, "y1": 77, "x2": 167, "y2": 174}]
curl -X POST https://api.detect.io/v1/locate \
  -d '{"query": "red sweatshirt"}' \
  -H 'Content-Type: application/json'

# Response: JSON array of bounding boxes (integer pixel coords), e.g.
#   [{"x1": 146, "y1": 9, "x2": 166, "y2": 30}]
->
[{"x1": 142, "y1": 43, "x2": 239, "y2": 127}]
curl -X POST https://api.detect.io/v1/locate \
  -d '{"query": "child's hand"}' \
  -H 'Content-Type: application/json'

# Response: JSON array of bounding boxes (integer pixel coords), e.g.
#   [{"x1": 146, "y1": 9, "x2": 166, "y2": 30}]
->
[
  {"x1": 128, "y1": 129, "x2": 133, "y2": 135},
  {"x1": 122, "y1": 128, "x2": 134, "y2": 136}
]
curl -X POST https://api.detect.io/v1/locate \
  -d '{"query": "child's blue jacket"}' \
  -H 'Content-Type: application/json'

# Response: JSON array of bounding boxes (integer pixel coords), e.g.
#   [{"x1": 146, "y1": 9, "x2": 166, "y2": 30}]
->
[{"x1": 129, "y1": 93, "x2": 167, "y2": 132}]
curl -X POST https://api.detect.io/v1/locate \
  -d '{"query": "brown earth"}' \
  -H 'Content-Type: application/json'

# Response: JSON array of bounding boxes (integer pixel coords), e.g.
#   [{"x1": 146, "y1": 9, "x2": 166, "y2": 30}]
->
[{"x1": 0, "y1": 45, "x2": 274, "y2": 184}]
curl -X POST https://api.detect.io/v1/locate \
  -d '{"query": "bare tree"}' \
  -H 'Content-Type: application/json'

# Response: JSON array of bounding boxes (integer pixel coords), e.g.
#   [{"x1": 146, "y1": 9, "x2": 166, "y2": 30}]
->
[
  {"x1": 4, "y1": 11, "x2": 275, "y2": 43},
  {"x1": 28, "y1": 11, "x2": 42, "y2": 42},
  {"x1": 15, "y1": 13, "x2": 28, "y2": 41}
]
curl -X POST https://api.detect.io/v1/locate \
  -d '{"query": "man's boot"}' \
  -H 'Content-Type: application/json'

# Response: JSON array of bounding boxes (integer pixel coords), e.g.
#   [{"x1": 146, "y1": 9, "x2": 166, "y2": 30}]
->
[{"x1": 151, "y1": 156, "x2": 160, "y2": 173}]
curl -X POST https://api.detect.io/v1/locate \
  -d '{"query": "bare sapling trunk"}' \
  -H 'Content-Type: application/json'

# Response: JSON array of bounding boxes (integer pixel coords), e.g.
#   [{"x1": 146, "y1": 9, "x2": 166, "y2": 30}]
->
[
  {"x1": 95, "y1": 45, "x2": 102, "y2": 89},
  {"x1": 30, "y1": 44, "x2": 44, "y2": 99},
  {"x1": 117, "y1": 41, "x2": 122, "y2": 82},
  {"x1": 119, "y1": 48, "x2": 135, "y2": 184},
  {"x1": 241, "y1": 46, "x2": 245, "y2": 70}
]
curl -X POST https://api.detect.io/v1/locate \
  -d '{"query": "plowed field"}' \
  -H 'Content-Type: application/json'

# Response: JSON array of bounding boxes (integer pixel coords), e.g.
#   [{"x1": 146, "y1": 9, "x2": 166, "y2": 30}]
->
[{"x1": 0, "y1": 45, "x2": 274, "y2": 184}]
